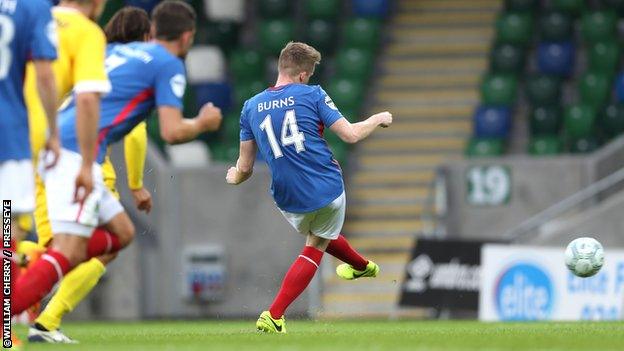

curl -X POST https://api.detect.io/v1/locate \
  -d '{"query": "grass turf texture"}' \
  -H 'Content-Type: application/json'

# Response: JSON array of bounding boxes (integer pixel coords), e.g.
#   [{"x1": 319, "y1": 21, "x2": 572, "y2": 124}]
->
[{"x1": 14, "y1": 320, "x2": 624, "y2": 351}]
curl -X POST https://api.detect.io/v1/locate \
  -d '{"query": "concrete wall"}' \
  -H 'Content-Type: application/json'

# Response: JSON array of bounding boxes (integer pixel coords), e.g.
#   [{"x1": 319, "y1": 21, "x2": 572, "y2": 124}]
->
[
  {"x1": 439, "y1": 136, "x2": 624, "y2": 241},
  {"x1": 440, "y1": 156, "x2": 590, "y2": 240},
  {"x1": 68, "y1": 144, "x2": 313, "y2": 320}
]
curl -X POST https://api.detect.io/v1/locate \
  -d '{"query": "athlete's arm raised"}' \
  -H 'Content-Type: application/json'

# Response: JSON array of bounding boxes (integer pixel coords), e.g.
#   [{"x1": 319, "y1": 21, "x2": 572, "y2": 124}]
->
[
  {"x1": 226, "y1": 140, "x2": 257, "y2": 185},
  {"x1": 158, "y1": 102, "x2": 222, "y2": 144},
  {"x1": 329, "y1": 111, "x2": 393, "y2": 144}
]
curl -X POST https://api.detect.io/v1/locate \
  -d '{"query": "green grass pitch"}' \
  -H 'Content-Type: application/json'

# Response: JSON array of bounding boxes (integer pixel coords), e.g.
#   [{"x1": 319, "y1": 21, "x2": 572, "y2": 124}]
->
[{"x1": 14, "y1": 320, "x2": 624, "y2": 351}]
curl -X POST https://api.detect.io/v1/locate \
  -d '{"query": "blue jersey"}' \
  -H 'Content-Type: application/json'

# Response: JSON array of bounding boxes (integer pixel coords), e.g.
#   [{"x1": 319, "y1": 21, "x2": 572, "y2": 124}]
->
[
  {"x1": 58, "y1": 42, "x2": 186, "y2": 163},
  {"x1": 240, "y1": 84, "x2": 345, "y2": 213},
  {"x1": 0, "y1": 0, "x2": 57, "y2": 161}
]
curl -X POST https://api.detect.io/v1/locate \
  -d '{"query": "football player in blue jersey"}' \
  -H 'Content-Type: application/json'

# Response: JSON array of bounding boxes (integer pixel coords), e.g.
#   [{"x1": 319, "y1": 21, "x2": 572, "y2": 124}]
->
[
  {"x1": 226, "y1": 42, "x2": 393, "y2": 333},
  {"x1": 11, "y1": 0, "x2": 222, "y2": 320},
  {"x1": 0, "y1": 0, "x2": 59, "y2": 346},
  {"x1": 0, "y1": 0, "x2": 59, "y2": 239}
]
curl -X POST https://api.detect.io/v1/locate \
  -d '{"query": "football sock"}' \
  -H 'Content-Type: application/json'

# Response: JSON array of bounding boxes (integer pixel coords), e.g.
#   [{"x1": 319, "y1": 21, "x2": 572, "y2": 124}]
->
[
  {"x1": 12, "y1": 249, "x2": 71, "y2": 316},
  {"x1": 87, "y1": 227, "x2": 122, "y2": 259},
  {"x1": 269, "y1": 246, "x2": 323, "y2": 319},
  {"x1": 35, "y1": 258, "x2": 106, "y2": 331},
  {"x1": 326, "y1": 235, "x2": 368, "y2": 271}
]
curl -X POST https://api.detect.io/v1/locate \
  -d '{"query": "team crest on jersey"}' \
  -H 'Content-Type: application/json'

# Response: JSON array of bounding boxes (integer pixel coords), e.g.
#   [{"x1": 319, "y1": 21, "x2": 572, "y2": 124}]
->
[
  {"x1": 325, "y1": 95, "x2": 338, "y2": 110},
  {"x1": 170, "y1": 74, "x2": 186, "y2": 98},
  {"x1": 46, "y1": 20, "x2": 58, "y2": 49}
]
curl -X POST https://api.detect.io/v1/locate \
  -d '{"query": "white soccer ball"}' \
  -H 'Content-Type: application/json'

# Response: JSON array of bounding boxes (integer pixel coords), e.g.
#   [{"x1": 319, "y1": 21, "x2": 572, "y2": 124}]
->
[{"x1": 564, "y1": 237, "x2": 604, "y2": 277}]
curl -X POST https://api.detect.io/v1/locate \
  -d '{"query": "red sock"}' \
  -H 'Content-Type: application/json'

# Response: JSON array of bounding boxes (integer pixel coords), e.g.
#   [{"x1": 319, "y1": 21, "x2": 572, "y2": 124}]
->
[
  {"x1": 87, "y1": 227, "x2": 121, "y2": 259},
  {"x1": 326, "y1": 235, "x2": 368, "y2": 271},
  {"x1": 269, "y1": 246, "x2": 323, "y2": 319},
  {"x1": 12, "y1": 249, "x2": 71, "y2": 316},
  {"x1": 2, "y1": 240, "x2": 19, "y2": 317}
]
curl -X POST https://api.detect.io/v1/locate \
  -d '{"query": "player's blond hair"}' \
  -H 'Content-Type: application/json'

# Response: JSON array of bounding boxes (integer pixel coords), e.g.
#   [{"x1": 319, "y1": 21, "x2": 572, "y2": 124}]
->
[{"x1": 278, "y1": 42, "x2": 322, "y2": 78}]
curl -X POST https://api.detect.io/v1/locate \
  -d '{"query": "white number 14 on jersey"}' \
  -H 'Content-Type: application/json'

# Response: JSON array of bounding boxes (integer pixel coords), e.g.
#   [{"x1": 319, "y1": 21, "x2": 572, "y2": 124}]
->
[{"x1": 260, "y1": 109, "x2": 306, "y2": 159}]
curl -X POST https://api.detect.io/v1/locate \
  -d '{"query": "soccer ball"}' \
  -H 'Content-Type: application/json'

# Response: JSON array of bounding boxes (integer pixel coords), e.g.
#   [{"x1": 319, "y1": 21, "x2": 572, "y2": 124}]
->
[{"x1": 564, "y1": 237, "x2": 604, "y2": 277}]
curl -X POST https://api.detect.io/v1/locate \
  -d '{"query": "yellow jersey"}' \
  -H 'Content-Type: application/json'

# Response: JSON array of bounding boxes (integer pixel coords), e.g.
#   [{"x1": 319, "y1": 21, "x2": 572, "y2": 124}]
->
[
  {"x1": 25, "y1": 7, "x2": 111, "y2": 158},
  {"x1": 25, "y1": 7, "x2": 147, "y2": 246}
]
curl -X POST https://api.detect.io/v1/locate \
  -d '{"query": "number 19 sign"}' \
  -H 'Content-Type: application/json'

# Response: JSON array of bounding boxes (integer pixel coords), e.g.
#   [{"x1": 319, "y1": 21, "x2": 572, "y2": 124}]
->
[{"x1": 466, "y1": 165, "x2": 511, "y2": 206}]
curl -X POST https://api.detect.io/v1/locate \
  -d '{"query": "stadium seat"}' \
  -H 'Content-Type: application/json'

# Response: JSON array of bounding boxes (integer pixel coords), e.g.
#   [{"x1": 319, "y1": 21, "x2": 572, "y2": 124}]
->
[
  {"x1": 98, "y1": 0, "x2": 124, "y2": 26},
  {"x1": 195, "y1": 21, "x2": 240, "y2": 53},
  {"x1": 525, "y1": 74, "x2": 562, "y2": 106},
  {"x1": 326, "y1": 79, "x2": 364, "y2": 112},
  {"x1": 186, "y1": 46, "x2": 226, "y2": 83},
  {"x1": 505, "y1": 0, "x2": 538, "y2": 12},
  {"x1": 530, "y1": 106, "x2": 561, "y2": 136},
  {"x1": 537, "y1": 41, "x2": 575, "y2": 77},
  {"x1": 600, "y1": 104, "x2": 624, "y2": 138},
  {"x1": 222, "y1": 111, "x2": 241, "y2": 141},
  {"x1": 343, "y1": 18, "x2": 381, "y2": 51},
  {"x1": 614, "y1": 72, "x2": 624, "y2": 102},
  {"x1": 581, "y1": 11, "x2": 617, "y2": 43},
  {"x1": 539, "y1": 12, "x2": 573, "y2": 41},
  {"x1": 352, "y1": 0, "x2": 389, "y2": 18},
  {"x1": 335, "y1": 48, "x2": 374, "y2": 81},
  {"x1": 579, "y1": 72, "x2": 611, "y2": 110},
  {"x1": 552, "y1": 0, "x2": 585, "y2": 16},
  {"x1": 193, "y1": 82, "x2": 233, "y2": 112},
  {"x1": 258, "y1": 0, "x2": 291, "y2": 18},
  {"x1": 495, "y1": 12, "x2": 533, "y2": 46},
  {"x1": 305, "y1": 20, "x2": 336, "y2": 54},
  {"x1": 480, "y1": 74, "x2": 518, "y2": 106},
  {"x1": 588, "y1": 41, "x2": 621, "y2": 74},
  {"x1": 183, "y1": 85, "x2": 198, "y2": 118},
  {"x1": 146, "y1": 113, "x2": 167, "y2": 155},
  {"x1": 603, "y1": 0, "x2": 624, "y2": 14},
  {"x1": 167, "y1": 141, "x2": 210, "y2": 167},
  {"x1": 204, "y1": 0, "x2": 245, "y2": 22},
  {"x1": 306, "y1": 0, "x2": 340, "y2": 19},
  {"x1": 465, "y1": 138, "x2": 505, "y2": 157},
  {"x1": 564, "y1": 104, "x2": 596, "y2": 138},
  {"x1": 529, "y1": 136, "x2": 562, "y2": 155},
  {"x1": 490, "y1": 43, "x2": 525, "y2": 74},
  {"x1": 473, "y1": 106, "x2": 512, "y2": 138},
  {"x1": 125, "y1": 0, "x2": 159, "y2": 13},
  {"x1": 229, "y1": 49, "x2": 265, "y2": 82},
  {"x1": 569, "y1": 136, "x2": 600, "y2": 153},
  {"x1": 259, "y1": 19, "x2": 295, "y2": 56},
  {"x1": 233, "y1": 80, "x2": 267, "y2": 109}
]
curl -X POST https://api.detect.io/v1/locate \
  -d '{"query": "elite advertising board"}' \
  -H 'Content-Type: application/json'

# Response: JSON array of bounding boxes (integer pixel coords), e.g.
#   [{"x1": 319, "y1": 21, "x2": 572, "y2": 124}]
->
[{"x1": 479, "y1": 244, "x2": 624, "y2": 321}]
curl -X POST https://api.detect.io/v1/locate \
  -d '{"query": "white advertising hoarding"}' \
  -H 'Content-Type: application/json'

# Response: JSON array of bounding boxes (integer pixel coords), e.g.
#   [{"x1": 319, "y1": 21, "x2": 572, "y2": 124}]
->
[{"x1": 479, "y1": 244, "x2": 624, "y2": 321}]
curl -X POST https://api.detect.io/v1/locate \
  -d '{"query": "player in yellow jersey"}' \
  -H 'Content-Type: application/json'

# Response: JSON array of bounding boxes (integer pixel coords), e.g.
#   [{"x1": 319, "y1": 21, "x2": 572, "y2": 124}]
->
[{"x1": 24, "y1": 6, "x2": 153, "y2": 344}]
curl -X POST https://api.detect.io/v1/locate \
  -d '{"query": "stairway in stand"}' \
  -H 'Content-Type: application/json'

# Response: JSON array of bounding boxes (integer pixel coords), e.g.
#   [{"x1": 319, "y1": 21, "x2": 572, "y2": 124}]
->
[{"x1": 319, "y1": 0, "x2": 501, "y2": 318}]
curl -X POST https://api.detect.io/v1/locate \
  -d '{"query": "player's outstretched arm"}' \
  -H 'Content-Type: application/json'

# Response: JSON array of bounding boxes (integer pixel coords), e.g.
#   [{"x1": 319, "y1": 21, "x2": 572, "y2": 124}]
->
[
  {"x1": 124, "y1": 122, "x2": 152, "y2": 213},
  {"x1": 330, "y1": 111, "x2": 393, "y2": 144},
  {"x1": 158, "y1": 103, "x2": 222, "y2": 144},
  {"x1": 33, "y1": 60, "x2": 60, "y2": 167},
  {"x1": 226, "y1": 140, "x2": 257, "y2": 185}
]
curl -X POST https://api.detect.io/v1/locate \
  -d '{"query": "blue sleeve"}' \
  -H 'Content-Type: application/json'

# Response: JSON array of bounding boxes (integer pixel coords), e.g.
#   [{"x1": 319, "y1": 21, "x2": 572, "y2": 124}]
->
[
  {"x1": 239, "y1": 101, "x2": 254, "y2": 141},
  {"x1": 154, "y1": 58, "x2": 186, "y2": 109},
  {"x1": 29, "y1": 1, "x2": 57, "y2": 60},
  {"x1": 316, "y1": 86, "x2": 343, "y2": 128}
]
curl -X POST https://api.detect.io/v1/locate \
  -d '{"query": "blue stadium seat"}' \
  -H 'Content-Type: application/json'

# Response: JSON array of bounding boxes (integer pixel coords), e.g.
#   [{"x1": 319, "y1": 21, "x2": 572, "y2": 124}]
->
[
  {"x1": 352, "y1": 0, "x2": 389, "y2": 18},
  {"x1": 473, "y1": 106, "x2": 512, "y2": 138},
  {"x1": 125, "y1": 0, "x2": 160, "y2": 13},
  {"x1": 537, "y1": 41, "x2": 575, "y2": 77},
  {"x1": 193, "y1": 83, "x2": 233, "y2": 113}
]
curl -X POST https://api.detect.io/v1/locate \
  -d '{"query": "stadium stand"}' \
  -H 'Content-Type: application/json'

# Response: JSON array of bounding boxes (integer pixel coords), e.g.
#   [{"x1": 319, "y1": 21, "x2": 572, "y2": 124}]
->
[
  {"x1": 468, "y1": 0, "x2": 624, "y2": 157},
  {"x1": 97, "y1": 0, "x2": 383, "y2": 165},
  {"x1": 321, "y1": 0, "x2": 498, "y2": 318}
]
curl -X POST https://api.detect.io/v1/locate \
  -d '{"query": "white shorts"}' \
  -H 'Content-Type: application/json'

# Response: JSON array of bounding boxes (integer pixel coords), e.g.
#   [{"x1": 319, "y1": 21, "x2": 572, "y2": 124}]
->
[
  {"x1": 40, "y1": 148, "x2": 124, "y2": 237},
  {"x1": 0, "y1": 159, "x2": 35, "y2": 214},
  {"x1": 280, "y1": 192, "x2": 346, "y2": 240}
]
